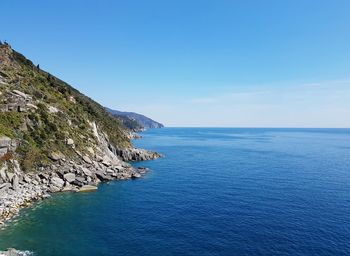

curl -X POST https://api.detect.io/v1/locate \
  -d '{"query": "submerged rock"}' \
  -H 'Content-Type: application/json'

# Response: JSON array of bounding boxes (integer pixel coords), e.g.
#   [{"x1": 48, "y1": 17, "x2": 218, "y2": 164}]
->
[
  {"x1": 132, "y1": 173, "x2": 141, "y2": 179},
  {"x1": 79, "y1": 185, "x2": 98, "y2": 192}
]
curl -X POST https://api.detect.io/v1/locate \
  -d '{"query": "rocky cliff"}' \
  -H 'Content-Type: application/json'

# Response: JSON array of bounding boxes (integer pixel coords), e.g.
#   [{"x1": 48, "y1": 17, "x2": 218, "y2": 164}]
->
[{"x1": 0, "y1": 43, "x2": 161, "y2": 225}]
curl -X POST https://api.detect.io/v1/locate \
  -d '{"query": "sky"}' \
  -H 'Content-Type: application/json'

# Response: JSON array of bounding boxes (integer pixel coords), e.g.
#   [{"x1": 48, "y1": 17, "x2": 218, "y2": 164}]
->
[{"x1": 1, "y1": 0, "x2": 350, "y2": 127}]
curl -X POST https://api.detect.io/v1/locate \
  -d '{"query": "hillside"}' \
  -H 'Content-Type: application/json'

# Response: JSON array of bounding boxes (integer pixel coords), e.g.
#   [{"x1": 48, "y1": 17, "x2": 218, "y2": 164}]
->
[
  {"x1": 0, "y1": 43, "x2": 134, "y2": 170},
  {"x1": 106, "y1": 108, "x2": 164, "y2": 130},
  {"x1": 112, "y1": 113, "x2": 144, "y2": 132},
  {"x1": 0, "y1": 43, "x2": 160, "y2": 224}
]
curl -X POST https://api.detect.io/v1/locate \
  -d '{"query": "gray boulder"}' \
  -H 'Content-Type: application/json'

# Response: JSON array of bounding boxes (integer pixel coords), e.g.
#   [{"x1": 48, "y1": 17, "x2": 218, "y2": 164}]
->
[
  {"x1": 11, "y1": 175, "x2": 19, "y2": 191},
  {"x1": 62, "y1": 184, "x2": 79, "y2": 192},
  {"x1": 82, "y1": 155, "x2": 92, "y2": 164},
  {"x1": 23, "y1": 175, "x2": 32, "y2": 183},
  {"x1": 0, "y1": 183, "x2": 10, "y2": 190},
  {"x1": 6, "y1": 172, "x2": 14, "y2": 182},
  {"x1": 73, "y1": 176, "x2": 86, "y2": 187},
  {"x1": 63, "y1": 173, "x2": 76, "y2": 183},
  {"x1": 50, "y1": 177, "x2": 65, "y2": 188},
  {"x1": 81, "y1": 167, "x2": 92, "y2": 177},
  {"x1": 95, "y1": 172, "x2": 112, "y2": 181},
  {"x1": 102, "y1": 156, "x2": 111, "y2": 166},
  {"x1": 0, "y1": 136, "x2": 11, "y2": 148},
  {"x1": 0, "y1": 166, "x2": 7, "y2": 182},
  {"x1": 72, "y1": 180, "x2": 84, "y2": 187},
  {"x1": 49, "y1": 151, "x2": 65, "y2": 161},
  {"x1": 132, "y1": 173, "x2": 141, "y2": 179},
  {"x1": 49, "y1": 185, "x2": 61, "y2": 193}
]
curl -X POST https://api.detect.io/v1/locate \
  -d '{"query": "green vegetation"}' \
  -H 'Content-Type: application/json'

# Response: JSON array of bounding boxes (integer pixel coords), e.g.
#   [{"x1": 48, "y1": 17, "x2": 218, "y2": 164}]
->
[
  {"x1": 0, "y1": 112, "x2": 24, "y2": 137},
  {"x1": 0, "y1": 44, "x2": 131, "y2": 171},
  {"x1": 116, "y1": 115, "x2": 144, "y2": 131}
]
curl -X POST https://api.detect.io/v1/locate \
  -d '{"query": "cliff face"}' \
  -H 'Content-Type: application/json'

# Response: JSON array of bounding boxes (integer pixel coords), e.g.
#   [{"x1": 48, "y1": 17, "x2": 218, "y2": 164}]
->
[
  {"x1": 0, "y1": 43, "x2": 132, "y2": 170},
  {"x1": 0, "y1": 43, "x2": 161, "y2": 224}
]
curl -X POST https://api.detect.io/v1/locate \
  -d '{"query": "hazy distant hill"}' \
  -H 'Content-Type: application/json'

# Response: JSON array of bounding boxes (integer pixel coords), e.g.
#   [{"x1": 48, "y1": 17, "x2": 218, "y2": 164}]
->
[{"x1": 106, "y1": 108, "x2": 164, "y2": 130}]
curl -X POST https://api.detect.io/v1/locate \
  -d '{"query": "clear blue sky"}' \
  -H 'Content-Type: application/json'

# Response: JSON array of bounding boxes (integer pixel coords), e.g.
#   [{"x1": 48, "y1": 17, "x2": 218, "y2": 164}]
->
[{"x1": 2, "y1": 0, "x2": 350, "y2": 127}]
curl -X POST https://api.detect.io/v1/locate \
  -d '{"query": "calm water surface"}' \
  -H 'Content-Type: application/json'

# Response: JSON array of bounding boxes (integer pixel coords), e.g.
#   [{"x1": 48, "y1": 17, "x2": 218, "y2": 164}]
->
[{"x1": 1, "y1": 128, "x2": 350, "y2": 255}]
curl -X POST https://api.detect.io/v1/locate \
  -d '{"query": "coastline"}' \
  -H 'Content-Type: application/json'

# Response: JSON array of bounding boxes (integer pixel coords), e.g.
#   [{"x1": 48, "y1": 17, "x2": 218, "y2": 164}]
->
[{"x1": 0, "y1": 146, "x2": 161, "y2": 227}]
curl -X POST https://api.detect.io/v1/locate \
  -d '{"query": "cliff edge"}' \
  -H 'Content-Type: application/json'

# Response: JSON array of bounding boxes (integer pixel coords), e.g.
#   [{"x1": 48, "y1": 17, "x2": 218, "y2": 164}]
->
[{"x1": 0, "y1": 43, "x2": 161, "y2": 225}]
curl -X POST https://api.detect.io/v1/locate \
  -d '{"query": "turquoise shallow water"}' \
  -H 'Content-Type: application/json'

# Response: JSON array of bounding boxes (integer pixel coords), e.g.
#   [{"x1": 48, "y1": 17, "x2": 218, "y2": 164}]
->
[{"x1": 1, "y1": 128, "x2": 350, "y2": 255}]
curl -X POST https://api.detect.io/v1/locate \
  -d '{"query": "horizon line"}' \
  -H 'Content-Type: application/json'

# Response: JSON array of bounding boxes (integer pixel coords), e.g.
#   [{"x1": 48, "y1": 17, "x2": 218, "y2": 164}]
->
[{"x1": 160, "y1": 126, "x2": 350, "y2": 129}]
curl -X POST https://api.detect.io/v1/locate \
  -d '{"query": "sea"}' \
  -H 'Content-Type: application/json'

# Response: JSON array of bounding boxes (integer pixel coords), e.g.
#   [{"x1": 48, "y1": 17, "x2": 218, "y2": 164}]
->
[{"x1": 1, "y1": 128, "x2": 350, "y2": 256}]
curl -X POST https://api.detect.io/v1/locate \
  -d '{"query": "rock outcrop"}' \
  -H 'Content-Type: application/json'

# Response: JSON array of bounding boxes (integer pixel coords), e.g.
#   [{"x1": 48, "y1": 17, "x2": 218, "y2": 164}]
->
[
  {"x1": 0, "y1": 137, "x2": 17, "y2": 158},
  {"x1": 0, "y1": 112, "x2": 159, "y2": 225},
  {"x1": 0, "y1": 149, "x2": 154, "y2": 225},
  {"x1": 0, "y1": 43, "x2": 162, "y2": 226},
  {"x1": 0, "y1": 248, "x2": 32, "y2": 256},
  {"x1": 116, "y1": 148, "x2": 162, "y2": 162}
]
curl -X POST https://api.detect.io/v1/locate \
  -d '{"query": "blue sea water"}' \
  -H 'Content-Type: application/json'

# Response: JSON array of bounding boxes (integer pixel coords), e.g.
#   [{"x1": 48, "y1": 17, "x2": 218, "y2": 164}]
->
[{"x1": 1, "y1": 128, "x2": 350, "y2": 255}]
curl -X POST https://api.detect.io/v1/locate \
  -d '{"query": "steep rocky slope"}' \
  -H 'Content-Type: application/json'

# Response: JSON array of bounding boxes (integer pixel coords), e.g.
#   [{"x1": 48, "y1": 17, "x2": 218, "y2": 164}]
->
[{"x1": 0, "y1": 43, "x2": 161, "y2": 224}]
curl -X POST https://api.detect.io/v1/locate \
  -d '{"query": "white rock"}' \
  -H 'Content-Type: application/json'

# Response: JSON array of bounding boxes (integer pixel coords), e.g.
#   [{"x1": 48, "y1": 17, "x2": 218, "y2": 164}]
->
[
  {"x1": 0, "y1": 136, "x2": 11, "y2": 148},
  {"x1": 50, "y1": 177, "x2": 64, "y2": 188},
  {"x1": 23, "y1": 175, "x2": 32, "y2": 183},
  {"x1": 13, "y1": 89, "x2": 30, "y2": 99},
  {"x1": 48, "y1": 105, "x2": 60, "y2": 113},
  {"x1": 63, "y1": 173, "x2": 76, "y2": 183},
  {"x1": 81, "y1": 167, "x2": 92, "y2": 177},
  {"x1": 82, "y1": 155, "x2": 92, "y2": 164},
  {"x1": 66, "y1": 138, "x2": 74, "y2": 146},
  {"x1": 13, "y1": 160, "x2": 21, "y2": 173},
  {"x1": 62, "y1": 185, "x2": 79, "y2": 192},
  {"x1": 86, "y1": 147, "x2": 95, "y2": 155},
  {"x1": 6, "y1": 172, "x2": 14, "y2": 182},
  {"x1": 26, "y1": 103, "x2": 38, "y2": 110},
  {"x1": 0, "y1": 166, "x2": 7, "y2": 182},
  {"x1": 50, "y1": 151, "x2": 64, "y2": 161},
  {"x1": 132, "y1": 173, "x2": 141, "y2": 179},
  {"x1": 11, "y1": 175, "x2": 19, "y2": 191},
  {"x1": 102, "y1": 155, "x2": 111, "y2": 166}
]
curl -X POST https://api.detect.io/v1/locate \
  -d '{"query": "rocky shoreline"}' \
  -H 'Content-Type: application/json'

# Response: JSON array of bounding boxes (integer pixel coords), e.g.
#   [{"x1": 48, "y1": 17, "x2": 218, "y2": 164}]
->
[
  {"x1": 0, "y1": 248, "x2": 32, "y2": 256},
  {"x1": 0, "y1": 147, "x2": 161, "y2": 226},
  {"x1": 0, "y1": 43, "x2": 164, "y2": 254}
]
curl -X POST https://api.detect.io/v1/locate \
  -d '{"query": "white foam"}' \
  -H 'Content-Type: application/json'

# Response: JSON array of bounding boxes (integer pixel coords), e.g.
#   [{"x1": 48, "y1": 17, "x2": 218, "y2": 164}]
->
[{"x1": 17, "y1": 250, "x2": 33, "y2": 256}]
